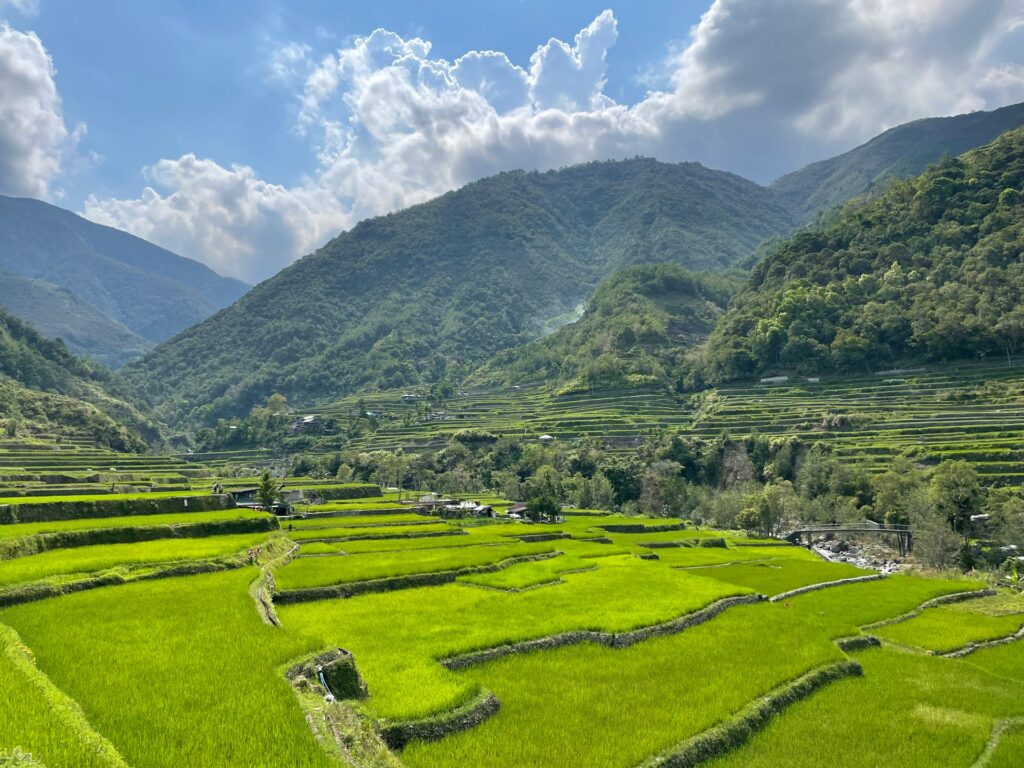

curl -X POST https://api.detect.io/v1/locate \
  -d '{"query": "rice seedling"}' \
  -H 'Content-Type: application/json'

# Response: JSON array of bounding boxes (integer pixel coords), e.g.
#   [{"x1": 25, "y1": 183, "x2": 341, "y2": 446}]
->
[
  {"x1": 874, "y1": 596, "x2": 1024, "y2": 653},
  {"x1": 400, "y1": 600, "x2": 846, "y2": 768},
  {"x1": 0, "y1": 623, "x2": 126, "y2": 768},
  {"x1": 961, "y1": 634, "x2": 1024, "y2": 682},
  {"x1": 457, "y1": 551, "x2": 605, "y2": 590},
  {"x1": 0, "y1": 532, "x2": 269, "y2": 588},
  {"x1": 0, "y1": 508, "x2": 272, "y2": 540},
  {"x1": 657, "y1": 544, "x2": 819, "y2": 567},
  {"x1": 695, "y1": 558, "x2": 870, "y2": 596},
  {"x1": 784, "y1": 574, "x2": 984, "y2": 635},
  {"x1": 286, "y1": 523, "x2": 456, "y2": 541},
  {"x1": 707, "y1": 647, "x2": 1024, "y2": 768},
  {"x1": 989, "y1": 727, "x2": 1024, "y2": 768},
  {"x1": 284, "y1": 513, "x2": 437, "y2": 529},
  {"x1": 278, "y1": 559, "x2": 750, "y2": 721},
  {"x1": 273, "y1": 540, "x2": 556, "y2": 590},
  {"x1": 0, "y1": 569, "x2": 333, "y2": 768}
]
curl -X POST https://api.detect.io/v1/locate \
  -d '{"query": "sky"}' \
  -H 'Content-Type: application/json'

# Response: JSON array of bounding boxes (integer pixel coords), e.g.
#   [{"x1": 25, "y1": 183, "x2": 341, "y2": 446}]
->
[{"x1": 1, "y1": 0, "x2": 1023, "y2": 283}]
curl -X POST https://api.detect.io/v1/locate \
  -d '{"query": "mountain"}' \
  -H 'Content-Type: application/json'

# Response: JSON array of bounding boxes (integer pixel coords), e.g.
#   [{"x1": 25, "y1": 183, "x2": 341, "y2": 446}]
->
[
  {"x1": 0, "y1": 272, "x2": 152, "y2": 369},
  {"x1": 125, "y1": 158, "x2": 795, "y2": 425},
  {"x1": 0, "y1": 308, "x2": 158, "y2": 450},
  {"x1": 697, "y1": 126, "x2": 1024, "y2": 386},
  {"x1": 470, "y1": 264, "x2": 739, "y2": 394},
  {"x1": 773, "y1": 101, "x2": 1024, "y2": 223},
  {"x1": 0, "y1": 195, "x2": 249, "y2": 345}
]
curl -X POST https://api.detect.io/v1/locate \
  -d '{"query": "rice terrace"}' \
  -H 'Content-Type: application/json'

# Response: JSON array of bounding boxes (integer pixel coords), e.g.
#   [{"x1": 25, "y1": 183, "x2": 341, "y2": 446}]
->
[
  {"x1": 1, "y1": 425, "x2": 1024, "y2": 768},
  {"x1": 2, "y1": 2, "x2": 1024, "y2": 767}
]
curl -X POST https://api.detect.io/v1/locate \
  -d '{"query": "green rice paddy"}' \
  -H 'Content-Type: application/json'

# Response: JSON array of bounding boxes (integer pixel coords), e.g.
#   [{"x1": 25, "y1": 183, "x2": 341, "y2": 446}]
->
[{"x1": 2, "y1": 456, "x2": 1023, "y2": 767}]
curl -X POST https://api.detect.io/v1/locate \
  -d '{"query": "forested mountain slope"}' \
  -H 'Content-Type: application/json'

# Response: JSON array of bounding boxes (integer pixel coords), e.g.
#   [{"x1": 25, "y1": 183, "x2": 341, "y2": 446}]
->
[
  {"x1": 773, "y1": 101, "x2": 1024, "y2": 223},
  {"x1": 0, "y1": 272, "x2": 152, "y2": 369},
  {"x1": 697, "y1": 127, "x2": 1024, "y2": 386},
  {"x1": 471, "y1": 265, "x2": 738, "y2": 393},
  {"x1": 0, "y1": 195, "x2": 248, "y2": 345},
  {"x1": 0, "y1": 308, "x2": 157, "y2": 450},
  {"x1": 125, "y1": 158, "x2": 794, "y2": 425}
]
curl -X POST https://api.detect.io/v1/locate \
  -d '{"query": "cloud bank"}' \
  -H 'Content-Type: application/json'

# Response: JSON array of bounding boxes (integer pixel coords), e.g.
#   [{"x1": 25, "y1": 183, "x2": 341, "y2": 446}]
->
[
  {"x1": 0, "y1": 21, "x2": 79, "y2": 198},
  {"x1": 11, "y1": 0, "x2": 1024, "y2": 281}
]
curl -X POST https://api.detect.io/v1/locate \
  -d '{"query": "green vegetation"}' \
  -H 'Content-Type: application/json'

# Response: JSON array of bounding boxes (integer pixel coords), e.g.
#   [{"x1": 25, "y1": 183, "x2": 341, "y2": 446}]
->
[
  {"x1": 0, "y1": 569, "x2": 331, "y2": 768},
  {"x1": 0, "y1": 193, "x2": 247, "y2": 349},
  {"x1": 710, "y1": 646, "x2": 1024, "y2": 768},
  {"x1": 772, "y1": 100, "x2": 1024, "y2": 223},
  {"x1": 472, "y1": 265, "x2": 739, "y2": 394},
  {"x1": 700, "y1": 127, "x2": 1024, "y2": 384},
  {"x1": 0, "y1": 532, "x2": 267, "y2": 589},
  {"x1": 0, "y1": 508, "x2": 272, "y2": 541},
  {"x1": 125, "y1": 158, "x2": 795, "y2": 426},
  {"x1": 874, "y1": 594, "x2": 1024, "y2": 653},
  {"x1": 693, "y1": 558, "x2": 869, "y2": 595},
  {"x1": 274, "y1": 540, "x2": 556, "y2": 590},
  {"x1": 279, "y1": 558, "x2": 751, "y2": 720},
  {"x1": 0, "y1": 623, "x2": 127, "y2": 768},
  {"x1": 0, "y1": 308, "x2": 156, "y2": 449}
]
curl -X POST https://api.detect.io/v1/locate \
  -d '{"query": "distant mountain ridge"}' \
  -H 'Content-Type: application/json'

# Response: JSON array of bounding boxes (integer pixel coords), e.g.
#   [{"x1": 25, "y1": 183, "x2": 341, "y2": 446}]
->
[
  {"x1": 124, "y1": 158, "x2": 795, "y2": 425},
  {"x1": 0, "y1": 307, "x2": 157, "y2": 450},
  {"x1": 123, "y1": 103, "x2": 1024, "y2": 429},
  {"x1": 0, "y1": 272, "x2": 152, "y2": 369},
  {"x1": 772, "y1": 101, "x2": 1024, "y2": 222},
  {"x1": 699, "y1": 126, "x2": 1024, "y2": 384},
  {"x1": 0, "y1": 195, "x2": 249, "y2": 347}
]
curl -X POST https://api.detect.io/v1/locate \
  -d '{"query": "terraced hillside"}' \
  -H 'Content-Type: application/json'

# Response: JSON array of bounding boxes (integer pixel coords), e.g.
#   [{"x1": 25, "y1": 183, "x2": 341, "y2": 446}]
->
[
  {"x1": 2, "y1": 487, "x2": 1023, "y2": 768},
  {"x1": 315, "y1": 386, "x2": 691, "y2": 453},
  {"x1": 312, "y1": 361, "x2": 1024, "y2": 489},
  {"x1": 689, "y1": 362, "x2": 1024, "y2": 487}
]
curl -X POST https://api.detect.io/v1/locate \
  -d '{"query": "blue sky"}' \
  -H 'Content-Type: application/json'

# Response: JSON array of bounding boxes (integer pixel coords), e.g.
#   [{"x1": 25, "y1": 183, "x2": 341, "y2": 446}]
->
[
  {"x1": 1, "y1": 1, "x2": 1022, "y2": 281},
  {"x1": 17, "y1": 0, "x2": 705, "y2": 206}
]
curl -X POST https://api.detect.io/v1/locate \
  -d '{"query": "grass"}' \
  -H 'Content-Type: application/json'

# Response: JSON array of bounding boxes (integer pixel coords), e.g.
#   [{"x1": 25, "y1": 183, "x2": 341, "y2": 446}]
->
[
  {"x1": 456, "y1": 551, "x2": 606, "y2": 590},
  {"x1": 0, "y1": 623, "x2": 126, "y2": 768},
  {"x1": 0, "y1": 508, "x2": 272, "y2": 540},
  {"x1": 283, "y1": 513, "x2": 436, "y2": 529},
  {"x1": 0, "y1": 490, "x2": 217, "y2": 505},
  {"x1": 708, "y1": 647, "x2": 1024, "y2": 768},
  {"x1": 274, "y1": 541, "x2": 556, "y2": 590},
  {"x1": 874, "y1": 594, "x2": 1024, "y2": 653},
  {"x1": 694, "y1": 558, "x2": 870, "y2": 596},
  {"x1": 0, "y1": 569, "x2": 333, "y2": 768},
  {"x1": 286, "y1": 523, "x2": 456, "y2": 542},
  {"x1": 657, "y1": 544, "x2": 820, "y2": 567},
  {"x1": 400, "y1": 600, "x2": 845, "y2": 768},
  {"x1": 398, "y1": 575, "x2": 984, "y2": 768},
  {"x1": 278, "y1": 558, "x2": 751, "y2": 721},
  {"x1": 0, "y1": 533, "x2": 269, "y2": 588}
]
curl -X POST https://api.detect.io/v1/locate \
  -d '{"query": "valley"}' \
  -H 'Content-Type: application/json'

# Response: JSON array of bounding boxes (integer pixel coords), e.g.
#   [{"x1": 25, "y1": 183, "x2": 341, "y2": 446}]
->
[{"x1": 0, "y1": 20, "x2": 1022, "y2": 764}]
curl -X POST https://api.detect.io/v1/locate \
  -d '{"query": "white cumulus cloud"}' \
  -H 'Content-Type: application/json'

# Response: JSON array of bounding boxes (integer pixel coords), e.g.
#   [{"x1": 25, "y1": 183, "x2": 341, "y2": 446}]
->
[
  {"x1": 0, "y1": 21, "x2": 80, "y2": 198},
  {"x1": 81, "y1": 0, "x2": 1024, "y2": 282}
]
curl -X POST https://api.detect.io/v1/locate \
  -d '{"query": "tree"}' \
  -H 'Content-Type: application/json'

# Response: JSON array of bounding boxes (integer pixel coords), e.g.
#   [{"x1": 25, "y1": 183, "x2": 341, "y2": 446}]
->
[
  {"x1": 267, "y1": 392, "x2": 288, "y2": 414},
  {"x1": 870, "y1": 459, "x2": 923, "y2": 526},
  {"x1": 639, "y1": 460, "x2": 688, "y2": 517},
  {"x1": 256, "y1": 469, "x2": 280, "y2": 510},
  {"x1": 930, "y1": 461, "x2": 983, "y2": 543},
  {"x1": 738, "y1": 480, "x2": 798, "y2": 537},
  {"x1": 908, "y1": 489, "x2": 961, "y2": 569},
  {"x1": 525, "y1": 495, "x2": 560, "y2": 523}
]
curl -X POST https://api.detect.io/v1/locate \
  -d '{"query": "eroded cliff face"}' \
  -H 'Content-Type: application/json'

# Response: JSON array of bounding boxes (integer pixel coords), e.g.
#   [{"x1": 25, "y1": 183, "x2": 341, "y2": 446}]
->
[{"x1": 720, "y1": 441, "x2": 754, "y2": 488}]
